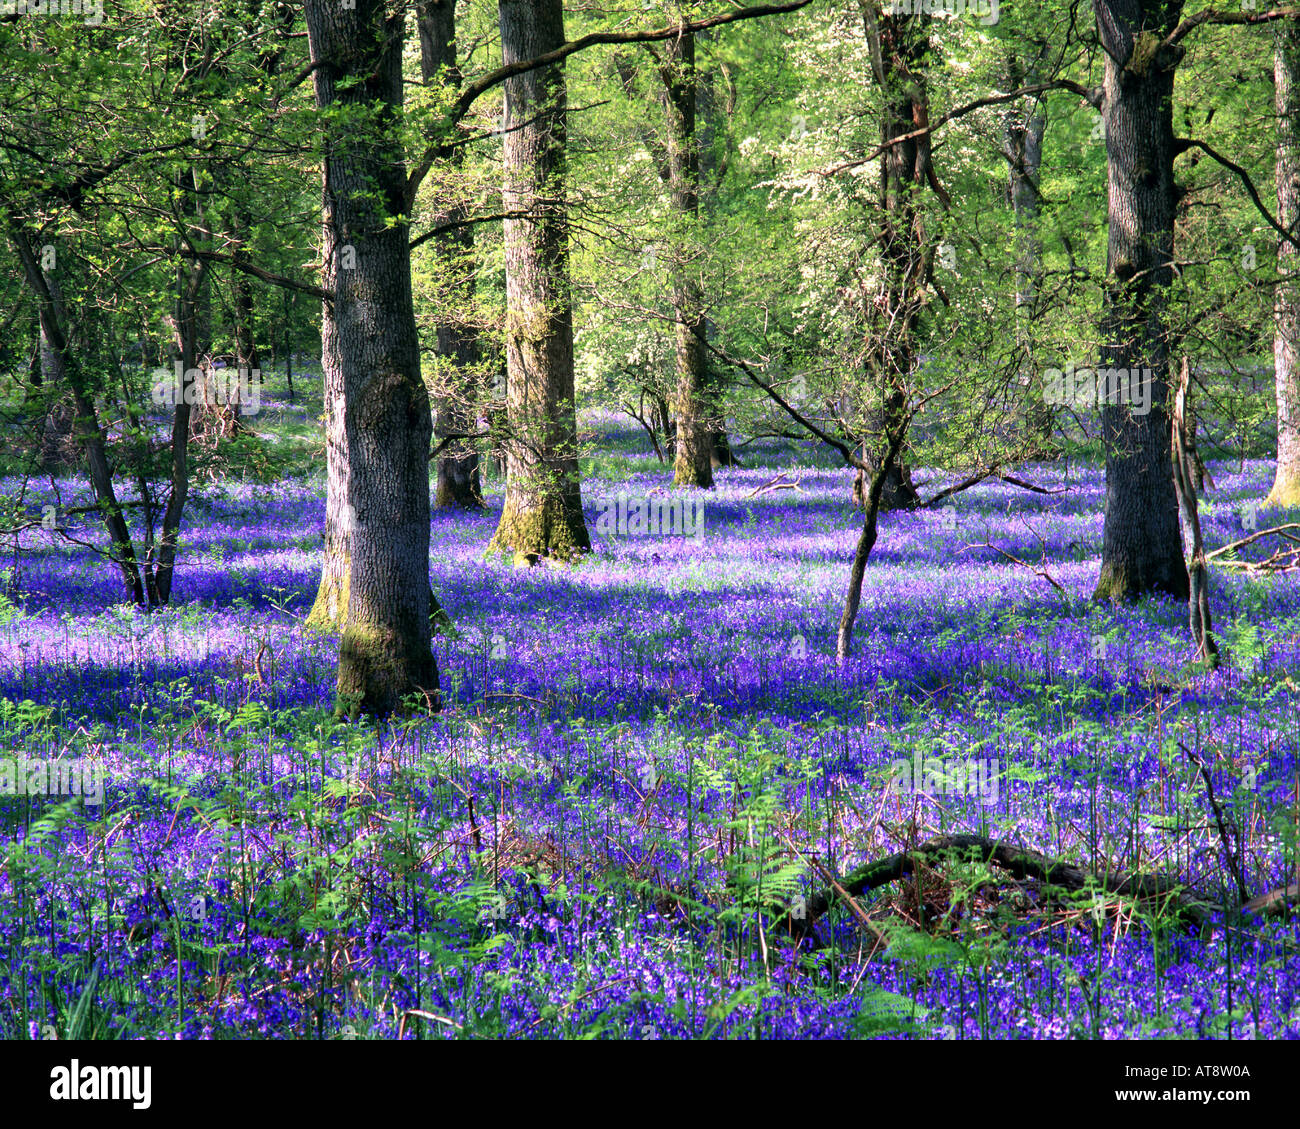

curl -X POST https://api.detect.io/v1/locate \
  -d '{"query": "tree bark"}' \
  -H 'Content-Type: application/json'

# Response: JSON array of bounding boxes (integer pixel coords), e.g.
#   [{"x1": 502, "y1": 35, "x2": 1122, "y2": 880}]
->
[
  {"x1": 152, "y1": 165, "x2": 207, "y2": 605},
  {"x1": 656, "y1": 26, "x2": 714, "y2": 489},
  {"x1": 420, "y1": 0, "x2": 486, "y2": 510},
  {"x1": 36, "y1": 260, "x2": 75, "y2": 472},
  {"x1": 1172, "y1": 356, "x2": 1219, "y2": 667},
  {"x1": 304, "y1": 0, "x2": 439, "y2": 716},
  {"x1": 1268, "y1": 17, "x2": 1300, "y2": 507},
  {"x1": 837, "y1": 423, "x2": 907, "y2": 662},
  {"x1": 486, "y1": 0, "x2": 591, "y2": 564},
  {"x1": 1091, "y1": 1, "x2": 1189, "y2": 602},
  {"x1": 852, "y1": 9, "x2": 927, "y2": 513}
]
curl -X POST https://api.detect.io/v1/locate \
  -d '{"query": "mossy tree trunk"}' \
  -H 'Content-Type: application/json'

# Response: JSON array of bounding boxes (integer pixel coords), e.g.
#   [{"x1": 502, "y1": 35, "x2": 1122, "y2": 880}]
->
[
  {"x1": 487, "y1": 0, "x2": 590, "y2": 564},
  {"x1": 305, "y1": 0, "x2": 439, "y2": 716},
  {"x1": 1091, "y1": 2, "x2": 1189, "y2": 603},
  {"x1": 1268, "y1": 17, "x2": 1300, "y2": 508}
]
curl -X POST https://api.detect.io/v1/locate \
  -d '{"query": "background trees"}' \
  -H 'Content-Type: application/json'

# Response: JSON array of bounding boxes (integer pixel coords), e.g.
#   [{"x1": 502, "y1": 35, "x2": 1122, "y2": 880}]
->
[{"x1": 3, "y1": 0, "x2": 1298, "y2": 710}]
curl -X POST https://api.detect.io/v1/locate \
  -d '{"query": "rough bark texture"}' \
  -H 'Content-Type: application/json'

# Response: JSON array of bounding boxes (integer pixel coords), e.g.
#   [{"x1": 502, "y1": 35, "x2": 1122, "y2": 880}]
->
[
  {"x1": 1091, "y1": 1, "x2": 1189, "y2": 603},
  {"x1": 486, "y1": 0, "x2": 590, "y2": 564},
  {"x1": 420, "y1": 0, "x2": 485, "y2": 510},
  {"x1": 305, "y1": 0, "x2": 439, "y2": 716},
  {"x1": 658, "y1": 29, "x2": 714, "y2": 489},
  {"x1": 1269, "y1": 17, "x2": 1300, "y2": 507}
]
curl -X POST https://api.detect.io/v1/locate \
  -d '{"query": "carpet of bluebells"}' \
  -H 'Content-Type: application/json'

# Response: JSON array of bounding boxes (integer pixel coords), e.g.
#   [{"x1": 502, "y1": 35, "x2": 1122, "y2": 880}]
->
[{"x1": 2, "y1": 399, "x2": 1300, "y2": 1039}]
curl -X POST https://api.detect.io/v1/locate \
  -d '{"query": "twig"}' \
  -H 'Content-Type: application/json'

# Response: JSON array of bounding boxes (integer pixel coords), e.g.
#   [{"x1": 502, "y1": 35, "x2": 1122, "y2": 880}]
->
[
  {"x1": 1179, "y1": 743, "x2": 1250, "y2": 907},
  {"x1": 744, "y1": 475, "x2": 802, "y2": 500},
  {"x1": 960, "y1": 542, "x2": 1070, "y2": 602}
]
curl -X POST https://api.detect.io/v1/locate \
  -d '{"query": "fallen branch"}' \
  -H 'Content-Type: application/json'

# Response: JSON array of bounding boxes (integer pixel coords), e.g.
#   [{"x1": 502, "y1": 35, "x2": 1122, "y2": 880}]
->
[
  {"x1": 1206, "y1": 522, "x2": 1300, "y2": 558},
  {"x1": 919, "y1": 469, "x2": 1064, "y2": 508},
  {"x1": 745, "y1": 474, "x2": 802, "y2": 500},
  {"x1": 800, "y1": 833, "x2": 1214, "y2": 930},
  {"x1": 960, "y1": 542, "x2": 1070, "y2": 603}
]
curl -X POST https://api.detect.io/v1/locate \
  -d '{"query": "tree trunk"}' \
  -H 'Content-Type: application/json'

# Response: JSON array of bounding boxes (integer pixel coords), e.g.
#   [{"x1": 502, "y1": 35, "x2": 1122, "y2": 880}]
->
[
  {"x1": 283, "y1": 288, "x2": 295, "y2": 404},
  {"x1": 486, "y1": 0, "x2": 590, "y2": 564},
  {"x1": 151, "y1": 166, "x2": 207, "y2": 605},
  {"x1": 852, "y1": 10, "x2": 927, "y2": 514},
  {"x1": 1003, "y1": 47, "x2": 1046, "y2": 314},
  {"x1": 304, "y1": 0, "x2": 439, "y2": 716},
  {"x1": 710, "y1": 427, "x2": 740, "y2": 468},
  {"x1": 419, "y1": 0, "x2": 486, "y2": 510},
  {"x1": 1091, "y1": 1, "x2": 1189, "y2": 603},
  {"x1": 8, "y1": 222, "x2": 145, "y2": 605},
  {"x1": 1004, "y1": 56, "x2": 1054, "y2": 451},
  {"x1": 1172, "y1": 356, "x2": 1219, "y2": 667},
  {"x1": 488, "y1": 0, "x2": 590, "y2": 559},
  {"x1": 34, "y1": 274, "x2": 76, "y2": 472},
  {"x1": 696, "y1": 35, "x2": 738, "y2": 471},
  {"x1": 838, "y1": 425, "x2": 908, "y2": 661},
  {"x1": 228, "y1": 203, "x2": 261, "y2": 434},
  {"x1": 1268, "y1": 17, "x2": 1300, "y2": 507},
  {"x1": 656, "y1": 27, "x2": 714, "y2": 489}
]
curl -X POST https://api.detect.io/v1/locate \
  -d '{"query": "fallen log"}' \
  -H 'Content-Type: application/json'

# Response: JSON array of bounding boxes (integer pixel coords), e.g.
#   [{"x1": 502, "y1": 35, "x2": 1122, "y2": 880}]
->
[{"x1": 796, "y1": 833, "x2": 1216, "y2": 939}]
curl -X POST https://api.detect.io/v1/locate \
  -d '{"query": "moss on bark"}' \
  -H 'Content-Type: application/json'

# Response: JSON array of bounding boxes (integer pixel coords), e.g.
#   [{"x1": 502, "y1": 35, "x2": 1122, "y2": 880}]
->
[
  {"x1": 486, "y1": 490, "x2": 589, "y2": 566},
  {"x1": 336, "y1": 619, "x2": 439, "y2": 719}
]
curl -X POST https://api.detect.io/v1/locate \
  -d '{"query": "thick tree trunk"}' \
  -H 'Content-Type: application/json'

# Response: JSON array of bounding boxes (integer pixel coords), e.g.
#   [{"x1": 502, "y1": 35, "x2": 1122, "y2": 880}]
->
[
  {"x1": 304, "y1": 0, "x2": 439, "y2": 716},
  {"x1": 657, "y1": 28, "x2": 714, "y2": 489},
  {"x1": 487, "y1": 0, "x2": 590, "y2": 564},
  {"x1": 1268, "y1": 17, "x2": 1300, "y2": 507},
  {"x1": 420, "y1": 0, "x2": 485, "y2": 510},
  {"x1": 1091, "y1": 1, "x2": 1189, "y2": 603}
]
